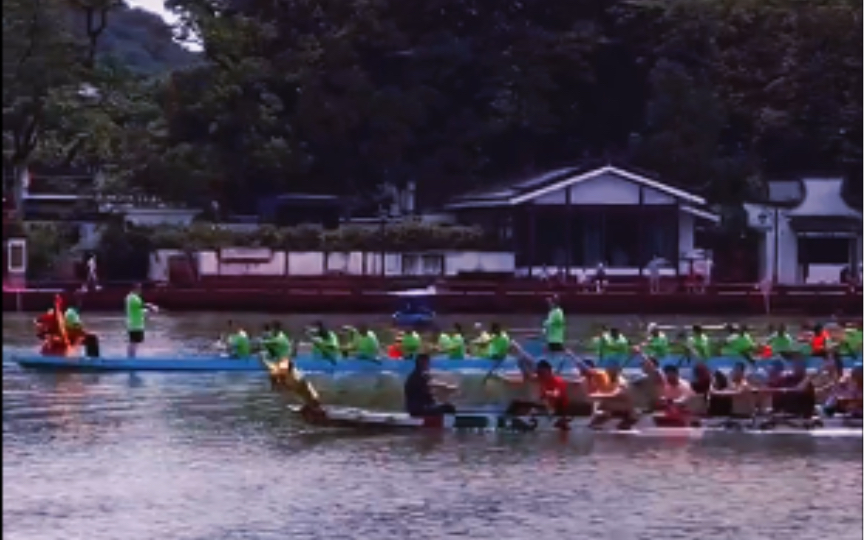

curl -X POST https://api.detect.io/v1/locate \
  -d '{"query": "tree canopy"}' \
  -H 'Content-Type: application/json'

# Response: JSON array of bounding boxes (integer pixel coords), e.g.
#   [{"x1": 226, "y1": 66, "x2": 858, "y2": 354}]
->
[{"x1": 4, "y1": 0, "x2": 861, "y2": 214}]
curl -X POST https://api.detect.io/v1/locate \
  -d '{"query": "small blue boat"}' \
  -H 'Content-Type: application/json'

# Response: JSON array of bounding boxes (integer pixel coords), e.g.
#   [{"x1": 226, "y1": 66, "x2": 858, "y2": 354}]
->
[{"x1": 390, "y1": 287, "x2": 437, "y2": 328}]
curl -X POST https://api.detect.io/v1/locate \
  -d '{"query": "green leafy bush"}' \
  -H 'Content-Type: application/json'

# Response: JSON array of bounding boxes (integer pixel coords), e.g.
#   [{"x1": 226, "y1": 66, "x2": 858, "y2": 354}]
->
[
  {"x1": 25, "y1": 223, "x2": 79, "y2": 279},
  {"x1": 102, "y1": 221, "x2": 503, "y2": 253}
]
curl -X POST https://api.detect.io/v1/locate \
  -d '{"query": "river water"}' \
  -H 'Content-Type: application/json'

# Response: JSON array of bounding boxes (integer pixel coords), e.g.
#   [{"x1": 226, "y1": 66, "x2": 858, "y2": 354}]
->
[{"x1": 3, "y1": 312, "x2": 862, "y2": 540}]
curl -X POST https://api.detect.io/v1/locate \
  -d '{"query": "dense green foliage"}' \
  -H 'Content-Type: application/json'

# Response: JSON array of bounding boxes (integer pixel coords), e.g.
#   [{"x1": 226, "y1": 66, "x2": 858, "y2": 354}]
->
[
  {"x1": 4, "y1": 0, "x2": 861, "y2": 215},
  {"x1": 102, "y1": 221, "x2": 494, "y2": 251}
]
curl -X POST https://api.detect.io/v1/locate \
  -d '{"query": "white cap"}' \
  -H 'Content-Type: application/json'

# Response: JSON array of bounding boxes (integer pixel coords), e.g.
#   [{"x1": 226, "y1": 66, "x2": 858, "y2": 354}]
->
[{"x1": 474, "y1": 322, "x2": 483, "y2": 330}]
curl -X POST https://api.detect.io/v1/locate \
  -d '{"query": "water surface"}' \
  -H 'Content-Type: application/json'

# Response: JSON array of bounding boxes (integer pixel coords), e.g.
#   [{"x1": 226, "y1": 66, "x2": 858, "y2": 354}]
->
[{"x1": 4, "y1": 313, "x2": 862, "y2": 540}]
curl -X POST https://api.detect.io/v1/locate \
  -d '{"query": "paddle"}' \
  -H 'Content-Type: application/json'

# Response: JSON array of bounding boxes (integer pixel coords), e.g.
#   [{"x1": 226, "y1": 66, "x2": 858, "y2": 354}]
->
[{"x1": 482, "y1": 355, "x2": 510, "y2": 385}]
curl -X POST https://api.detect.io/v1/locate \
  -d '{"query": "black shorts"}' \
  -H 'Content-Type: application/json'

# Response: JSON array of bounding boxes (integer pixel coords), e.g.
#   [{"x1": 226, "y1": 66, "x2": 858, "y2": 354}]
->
[
  {"x1": 547, "y1": 343, "x2": 565, "y2": 353},
  {"x1": 128, "y1": 330, "x2": 145, "y2": 344}
]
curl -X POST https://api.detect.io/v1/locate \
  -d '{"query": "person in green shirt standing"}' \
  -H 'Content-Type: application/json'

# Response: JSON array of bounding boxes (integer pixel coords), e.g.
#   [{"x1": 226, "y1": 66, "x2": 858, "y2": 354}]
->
[
  {"x1": 488, "y1": 323, "x2": 511, "y2": 361},
  {"x1": 543, "y1": 296, "x2": 565, "y2": 354},
  {"x1": 125, "y1": 283, "x2": 156, "y2": 358}
]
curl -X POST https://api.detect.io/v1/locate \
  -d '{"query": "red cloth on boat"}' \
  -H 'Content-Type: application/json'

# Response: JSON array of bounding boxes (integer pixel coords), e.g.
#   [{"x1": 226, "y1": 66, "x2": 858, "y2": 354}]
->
[{"x1": 40, "y1": 336, "x2": 69, "y2": 356}]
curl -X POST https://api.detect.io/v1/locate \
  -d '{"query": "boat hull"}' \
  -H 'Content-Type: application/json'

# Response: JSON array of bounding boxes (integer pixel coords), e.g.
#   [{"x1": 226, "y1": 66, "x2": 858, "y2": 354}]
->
[
  {"x1": 12, "y1": 354, "x2": 497, "y2": 373},
  {"x1": 11, "y1": 352, "x2": 863, "y2": 374},
  {"x1": 293, "y1": 406, "x2": 863, "y2": 437}
]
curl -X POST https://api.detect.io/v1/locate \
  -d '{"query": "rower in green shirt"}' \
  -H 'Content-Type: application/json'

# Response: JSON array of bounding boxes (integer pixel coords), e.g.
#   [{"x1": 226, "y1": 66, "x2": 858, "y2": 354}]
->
[
  {"x1": 599, "y1": 327, "x2": 629, "y2": 358},
  {"x1": 228, "y1": 326, "x2": 251, "y2": 358},
  {"x1": 446, "y1": 324, "x2": 467, "y2": 360},
  {"x1": 686, "y1": 325, "x2": 711, "y2": 361},
  {"x1": 767, "y1": 324, "x2": 796, "y2": 357},
  {"x1": 471, "y1": 323, "x2": 492, "y2": 357},
  {"x1": 343, "y1": 324, "x2": 380, "y2": 360},
  {"x1": 265, "y1": 322, "x2": 292, "y2": 360},
  {"x1": 543, "y1": 296, "x2": 566, "y2": 354},
  {"x1": 721, "y1": 324, "x2": 755, "y2": 358},
  {"x1": 401, "y1": 329, "x2": 422, "y2": 359},
  {"x1": 436, "y1": 331, "x2": 452, "y2": 355},
  {"x1": 591, "y1": 325, "x2": 610, "y2": 355},
  {"x1": 643, "y1": 325, "x2": 669, "y2": 359},
  {"x1": 841, "y1": 323, "x2": 863, "y2": 357},
  {"x1": 308, "y1": 321, "x2": 339, "y2": 362},
  {"x1": 488, "y1": 323, "x2": 511, "y2": 361}
]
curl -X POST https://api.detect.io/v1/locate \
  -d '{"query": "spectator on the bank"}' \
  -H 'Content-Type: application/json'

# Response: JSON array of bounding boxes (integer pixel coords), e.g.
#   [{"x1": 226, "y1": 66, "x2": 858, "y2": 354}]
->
[
  {"x1": 82, "y1": 253, "x2": 100, "y2": 292},
  {"x1": 647, "y1": 256, "x2": 663, "y2": 294},
  {"x1": 592, "y1": 262, "x2": 607, "y2": 293}
]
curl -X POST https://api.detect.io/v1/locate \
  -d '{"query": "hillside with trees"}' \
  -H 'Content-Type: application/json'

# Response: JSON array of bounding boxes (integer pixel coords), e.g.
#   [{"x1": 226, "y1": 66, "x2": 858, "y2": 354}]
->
[{"x1": 4, "y1": 0, "x2": 860, "y2": 215}]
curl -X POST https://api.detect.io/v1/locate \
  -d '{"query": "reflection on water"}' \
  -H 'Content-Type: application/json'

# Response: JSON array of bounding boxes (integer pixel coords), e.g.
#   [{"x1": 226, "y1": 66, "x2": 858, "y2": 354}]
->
[{"x1": 3, "y1": 313, "x2": 863, "y2": 540}]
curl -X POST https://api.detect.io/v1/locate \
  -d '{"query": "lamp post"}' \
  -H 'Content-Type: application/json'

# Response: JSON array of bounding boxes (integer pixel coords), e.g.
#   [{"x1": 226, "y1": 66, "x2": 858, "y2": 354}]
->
[
  {"x1": 772, "y1": 206, "x2": 779, "y2": 285},
  {"x1": 378, "y1": 206, "x2": 389, "y2": 278}
]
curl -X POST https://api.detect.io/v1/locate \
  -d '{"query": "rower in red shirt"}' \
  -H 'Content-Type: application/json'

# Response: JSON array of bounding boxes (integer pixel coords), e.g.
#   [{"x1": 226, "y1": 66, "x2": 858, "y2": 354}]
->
[
  {"x1": 503, "y1": 359, "x2": 570, "y2": 417},
  {"x1": 810, "y1": 324, "x2": 830, "y2": 358},
  {"x1": 536, "y1": 360, "x2": 569, "y2": 414}
]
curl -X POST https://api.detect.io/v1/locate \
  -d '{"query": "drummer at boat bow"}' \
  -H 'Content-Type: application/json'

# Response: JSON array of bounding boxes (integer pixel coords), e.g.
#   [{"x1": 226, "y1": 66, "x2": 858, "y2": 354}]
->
[
  {"x1": 404, "y1": 353, "x2": 457, "y2": 417},
  {"x1": 269, "y1": 358, "x2": 324, "y2": 419}
]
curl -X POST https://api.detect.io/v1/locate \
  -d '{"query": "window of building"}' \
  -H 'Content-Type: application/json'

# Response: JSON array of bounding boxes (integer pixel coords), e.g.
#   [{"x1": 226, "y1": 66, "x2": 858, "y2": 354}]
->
[{"x1": 798, "y1": 237, "x2": 850, "y2": 265}]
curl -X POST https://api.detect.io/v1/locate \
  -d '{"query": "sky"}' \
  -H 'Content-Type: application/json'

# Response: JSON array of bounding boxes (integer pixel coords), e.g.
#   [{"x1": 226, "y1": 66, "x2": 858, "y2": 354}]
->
[
  {"x1": 126, "y1": 0, "x2": 176, "y2": 23},
  {"x1": 126, "y1": 0, "x2": 202, "y2": 50}
]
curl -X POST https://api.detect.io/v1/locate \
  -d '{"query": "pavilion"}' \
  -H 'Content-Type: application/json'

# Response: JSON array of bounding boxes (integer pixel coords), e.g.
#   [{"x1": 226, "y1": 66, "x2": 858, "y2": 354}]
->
[{"x1": 443, "y1": 164, "x2": 719, "y2": 278}]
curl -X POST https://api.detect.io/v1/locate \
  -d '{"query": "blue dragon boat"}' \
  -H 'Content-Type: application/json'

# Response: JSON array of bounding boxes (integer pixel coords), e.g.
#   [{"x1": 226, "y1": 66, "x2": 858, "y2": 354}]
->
[{"x1": 11, "y1": 351, "x2": 862, "y2": 375}]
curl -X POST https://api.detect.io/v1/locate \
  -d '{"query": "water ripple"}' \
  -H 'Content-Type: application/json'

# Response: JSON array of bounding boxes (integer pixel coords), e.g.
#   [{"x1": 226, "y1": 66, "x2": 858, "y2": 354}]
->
[{"x1": 3, "y1": 314, "x2": 863, "y2": 540}]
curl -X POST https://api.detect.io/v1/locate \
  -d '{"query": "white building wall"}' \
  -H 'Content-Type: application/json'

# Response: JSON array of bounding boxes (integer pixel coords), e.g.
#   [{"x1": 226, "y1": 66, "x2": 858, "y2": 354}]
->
[
  {"x1": 533, "y1": 174, "x2": 676, "y2": 206},
  {"x1": 116, "y1": 208, "x2": 200, "y2": 227},
  {"x1": 677, "y1": 211, "x2": 695, "y2": 274},
  {"x1": 149, "y1": 249, "x2": 516, "y2": 280}
]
